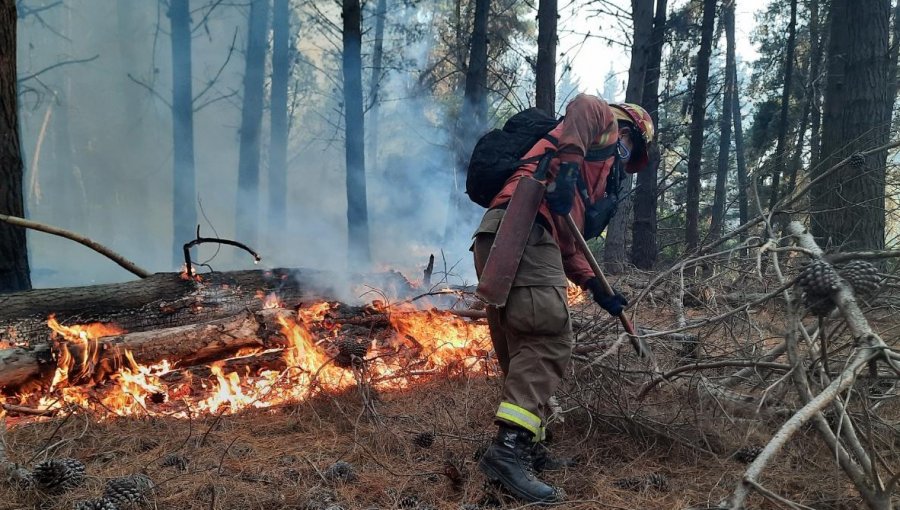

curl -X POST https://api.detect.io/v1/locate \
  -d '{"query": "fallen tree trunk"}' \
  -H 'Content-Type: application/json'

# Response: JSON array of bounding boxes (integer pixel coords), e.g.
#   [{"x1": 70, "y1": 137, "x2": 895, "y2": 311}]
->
[
  {"x1": 0, "y1": 310, "x2": 295, "y2": 393},
  {"x1": 0, "y1": 268, "x2": 413, "y2": 346}
]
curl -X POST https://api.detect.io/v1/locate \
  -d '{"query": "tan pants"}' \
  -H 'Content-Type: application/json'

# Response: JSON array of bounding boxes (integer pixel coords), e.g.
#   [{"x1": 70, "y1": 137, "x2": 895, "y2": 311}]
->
[{"x1": 473, "y1": 209, "x2": 574, "y2": 438}]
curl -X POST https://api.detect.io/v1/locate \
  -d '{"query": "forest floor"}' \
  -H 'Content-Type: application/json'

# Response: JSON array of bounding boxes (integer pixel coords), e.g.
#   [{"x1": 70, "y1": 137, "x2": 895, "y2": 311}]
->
[{"x1": 0, "y1": 367, "x2": 872, "y2": 510}]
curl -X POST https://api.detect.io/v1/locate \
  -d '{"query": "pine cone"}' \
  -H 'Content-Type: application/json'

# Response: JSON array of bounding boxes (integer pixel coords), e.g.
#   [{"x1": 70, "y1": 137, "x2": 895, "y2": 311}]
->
[
  {"x1": 797, "y1": 260, "x2": 840, "y2": 295},
  {"x1": 324, "y1": 460, "x2": 356, "y2": 483},
  {"x1": 413, "y1": 431, "x2": 435, "y2": 448},
  {"x1": 161, "y1": 453, "x2": 188, "y2": 471},
  {"x1": 398, "y1": 495, "x2": 419, "y2": 508},
  {"x1": 74, "y1": 498, "x2": 119, "y2": 510},
  {"x1": 837, "y1": 260, "x2": 880, "y2": 297},
  {"x1": 646, "y1": 473, "x2": 669, "y2": 491},
  {"x1": 797, "y1": 261, "x2": 841, "y2": 315},
  {"x1": 32, "y1": 457, "x2": 85, "y2": 494},
  {"x1": 613, "y1": 476, "x2": 645, "y2": 491},
  {"x1": 849, "y1": 152, "x2": 866, "y2": 168},
  {"x1": 334, "y1": 339, "x2": 368, "y2": 368},
  {"x1": 104, "y1": 474, "x2": 154, "y2": 507},
  {"x1": 732, "y1": 445, "x2": 764, "y2": 464}
]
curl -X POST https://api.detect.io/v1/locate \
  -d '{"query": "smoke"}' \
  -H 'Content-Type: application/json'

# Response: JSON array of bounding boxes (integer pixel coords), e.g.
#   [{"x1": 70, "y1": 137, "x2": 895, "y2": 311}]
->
[{"x1": 18, "y1": 1, "x2": 489, "y2": 294}]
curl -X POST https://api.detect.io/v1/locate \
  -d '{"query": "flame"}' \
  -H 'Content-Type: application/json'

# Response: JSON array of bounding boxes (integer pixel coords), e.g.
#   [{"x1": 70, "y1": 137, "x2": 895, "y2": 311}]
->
[
  {"x1": 19, "y1": 298, "x2": 492, "y2": 420},
  {"x1": 179, "y1": 263, "x2": 202, "y2": 282},
  {"x1": 567, "y1": 280, "x2": 586, "y2": 305},
  {"x1": 256, "y1": 291, "x2": 283, "y2": 309},
  {"x1": 46, "y1": 315, "x2": 125, "y2": 389}
]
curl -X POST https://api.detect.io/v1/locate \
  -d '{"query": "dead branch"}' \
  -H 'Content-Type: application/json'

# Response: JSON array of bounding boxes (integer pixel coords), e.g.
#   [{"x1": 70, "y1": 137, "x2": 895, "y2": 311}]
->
[{"x1": 0, "y1": 213, "x2": 151, "y2": 278}]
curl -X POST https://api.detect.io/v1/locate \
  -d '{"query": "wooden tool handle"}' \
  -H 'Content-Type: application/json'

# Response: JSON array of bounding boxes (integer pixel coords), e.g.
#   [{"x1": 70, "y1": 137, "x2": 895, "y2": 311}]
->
[{"x1": 563, "y1": 213, "x2": 646, "y2": 355}]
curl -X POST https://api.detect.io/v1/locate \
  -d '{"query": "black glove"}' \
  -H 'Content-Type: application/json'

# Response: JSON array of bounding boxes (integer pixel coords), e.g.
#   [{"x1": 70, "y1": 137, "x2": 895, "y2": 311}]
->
[
  {"x1": 584, "y1": 277, "x2": 628, "y2": 316},
  {"x1": 545, "y1": 161, "x2": 579, "y2": 215}
]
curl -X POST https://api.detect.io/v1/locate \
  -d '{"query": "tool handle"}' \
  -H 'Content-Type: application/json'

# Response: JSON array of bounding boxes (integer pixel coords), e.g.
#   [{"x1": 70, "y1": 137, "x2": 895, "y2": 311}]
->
[{"x1": 563, "y1": 213, "x2": 645, "y2": 355}]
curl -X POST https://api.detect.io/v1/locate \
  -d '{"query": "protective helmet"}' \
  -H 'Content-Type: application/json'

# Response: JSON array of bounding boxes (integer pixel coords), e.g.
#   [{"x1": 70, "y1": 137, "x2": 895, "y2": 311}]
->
[{"x1": 610, "y1": 103, "x2": 655, "y2": 172}]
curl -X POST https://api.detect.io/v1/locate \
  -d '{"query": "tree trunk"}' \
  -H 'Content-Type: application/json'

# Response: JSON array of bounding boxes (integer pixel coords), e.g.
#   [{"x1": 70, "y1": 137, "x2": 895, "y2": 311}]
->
[
  {"x1": 0, "y1": 0, "x2": 30, "y2": 292},
  {"x1": 809, "y1": 0, "x2": 828, "y2": 171},
  {"x1": 710, "y1": 0, "x2": 736, "y2": 239},
  {"x1": 732, "y1": 61, "x2": 749, "y2": 228},
  {"x1": 887, "y1": 0, "x2": 900, "y2": 104},
  {"x1": 343, "y1": 0, "x2": 371, "y2": 266},
  {"x1": 630, "y1": 0, "x2": 667, "y2": 270},
  {"x1": 446, "y1": 0, "x2": 489, "y2": 241},
  {"x1": 768, "y1": 0, "x2": 797, "y2": 210},
  {"x1": 0, "y1": 310, "x2": 290, "y2": 393},
  {"x1": 169, "y1": 0, "x2": 198, "y2": 266},
  {"x1": 268, "y1": 0, "x2": 290, "y2": 233},
  {"x1": 684, "y1": 0, "x2": 717, "y2": 251},
  {"x1": 811, "y1": 0, "x2": 891, "y2": 252},
  {"x1": 0, "y1": 268, "x2": 414, "y2": 346},
  {"x1": 367, "y1": 0, "x2": 388, "y2": 176},
  {"x1": 604, "y1": 0, "x2": 652, "y2": 273},
  {"x1": 235, "y1": 0, "x2": 270, "y2": 249},
  {"x1": 786, "y1": 56, "x2": 812, "y2": 194},
  {"x1": 535, "y1": 0, "x2": 558, "y2": 115}
]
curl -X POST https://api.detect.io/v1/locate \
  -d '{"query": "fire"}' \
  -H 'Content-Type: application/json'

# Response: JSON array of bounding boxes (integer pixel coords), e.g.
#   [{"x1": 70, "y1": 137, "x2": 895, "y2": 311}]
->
[
  {"x1": 567, "y1": 280, "x2": 586, "y2": 305},
  {"x1": 179, "y1": 263, "x2": 202, "y2": 282},
  {"x1": 46, "y1": 315, "x2": 125, "y2": 389},
  {"x1": 15, "y1": 297, "x2": 492, "y2": 420},
  {"x1": 256, "y1": 291, "x2": 283, "y2": 309}
]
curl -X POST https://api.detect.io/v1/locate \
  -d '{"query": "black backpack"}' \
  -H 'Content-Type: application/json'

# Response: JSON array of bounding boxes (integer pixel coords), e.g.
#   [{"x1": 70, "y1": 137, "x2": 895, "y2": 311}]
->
[{"x1": 465, "y1": 108, "x2": 562, "y2": 208}]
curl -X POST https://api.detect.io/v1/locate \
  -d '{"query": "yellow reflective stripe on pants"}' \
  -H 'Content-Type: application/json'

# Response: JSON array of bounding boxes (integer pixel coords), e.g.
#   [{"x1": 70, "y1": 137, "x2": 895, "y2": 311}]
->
[{"x1": 496, "y1": 402, "x2": 542, "y2": 437}]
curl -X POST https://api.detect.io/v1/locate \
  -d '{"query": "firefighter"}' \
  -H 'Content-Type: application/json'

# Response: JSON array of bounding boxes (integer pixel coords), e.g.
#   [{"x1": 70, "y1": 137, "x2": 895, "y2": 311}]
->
[{"x1": 472, "y1": 94, "x2": 655, "y2": 503}]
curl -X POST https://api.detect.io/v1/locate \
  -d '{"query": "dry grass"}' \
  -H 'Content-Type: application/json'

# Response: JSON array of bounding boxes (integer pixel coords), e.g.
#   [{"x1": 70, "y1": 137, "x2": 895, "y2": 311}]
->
[{"x1": 0, "y1": 369, "x2": 873, "y2": 510}]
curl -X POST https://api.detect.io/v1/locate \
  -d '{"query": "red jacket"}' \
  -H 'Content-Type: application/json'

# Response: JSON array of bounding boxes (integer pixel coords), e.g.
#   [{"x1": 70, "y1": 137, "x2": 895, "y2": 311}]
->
[{"x1": 488, "y1": 94, "x2": 620, "y2": 286}]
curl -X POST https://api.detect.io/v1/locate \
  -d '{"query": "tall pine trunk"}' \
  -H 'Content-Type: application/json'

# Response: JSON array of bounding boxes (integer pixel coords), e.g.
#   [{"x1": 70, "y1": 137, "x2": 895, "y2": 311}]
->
[
  {"x1": 367, "y1": 0, "x2": 388, "y2": 176},
  {"x1": 786, "y1": 55, "x2": 811, "y2": 194},
  {"x1": 631, "y1": 0, "x2": 667, "y2": 270},
  {"x1": 809, "y1": 0, "x2": 828, "y2": 171},
  {"x1": 684, "y1": 0, "x2": 717, "y2": 251},
  {"x1": 169, "y1": 0, "x2": 197, "y2": 266},
  {"x1": 0, "y1": 0, "x2": 31, "y2": 291},
  {"x1": 535, "y1": 0, "x2": 557, "y2": 115},
  {"x1": 604, "y1": 0, "x2": 652, "y2": 274},
  {"x1": 269, "y1": 0, "x2": 289, "y2": 233},
  {"x1": 732, "y1": 63, "x2": 749, "y2": 228},
  {"x1": 446, "y1": 0, "x2": 489, "y2": 240},
  {"x1": 710, "y1": 0, "x2": 736, "y2": 239},
  {"x1": 236, "y1": 0, "x2": 270, "y2": 249},
  {"x1": 887, "y1": 0, "x2": 900, "y2": 104},
  {"x1": 768, "y1": 0, "x2": 797, "y2": 210},
  {"x1": 811, "y1": 0, "x2": 891, "y2": 252},
  {"x1": 343, "y1": 0, "x2": 371, "y2": 265}
]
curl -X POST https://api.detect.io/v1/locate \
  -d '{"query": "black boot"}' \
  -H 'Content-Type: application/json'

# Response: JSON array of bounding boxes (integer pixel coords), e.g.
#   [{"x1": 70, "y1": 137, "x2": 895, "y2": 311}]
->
[
  {"x1": 531, "y1": 442, "x2": 576, "y2": 472},
  {"x1": 478, "y1": 425, "x2": 565, "y2": 503}
]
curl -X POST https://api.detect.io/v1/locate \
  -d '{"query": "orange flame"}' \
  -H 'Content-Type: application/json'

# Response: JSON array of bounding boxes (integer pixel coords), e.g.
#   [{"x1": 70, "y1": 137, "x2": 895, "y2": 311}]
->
[
  {"x1": 46, "y1": 315, "x2": 125, "y2": 389},
  {"x1": 567, "y1": 280, "x2": 586, "y2": 305}
]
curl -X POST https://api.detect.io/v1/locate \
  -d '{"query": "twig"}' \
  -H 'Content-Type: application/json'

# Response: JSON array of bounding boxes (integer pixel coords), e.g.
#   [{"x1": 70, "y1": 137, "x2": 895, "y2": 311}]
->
[
  {"x1": 637, "y1": 361, "x2": 791, "y2": 400},
  {"x1": 0, "y1": 213, "x2": 151, "y2": 278}
]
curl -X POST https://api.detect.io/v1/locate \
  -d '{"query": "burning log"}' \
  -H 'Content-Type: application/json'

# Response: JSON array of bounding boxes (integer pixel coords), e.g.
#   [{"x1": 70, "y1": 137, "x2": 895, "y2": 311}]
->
[
  {"x1": 0, "y1": 310, "x2": 298, "y2": 393},
  {"x1": 0, "y1": 268, "x2": 415, "y2": 346}
]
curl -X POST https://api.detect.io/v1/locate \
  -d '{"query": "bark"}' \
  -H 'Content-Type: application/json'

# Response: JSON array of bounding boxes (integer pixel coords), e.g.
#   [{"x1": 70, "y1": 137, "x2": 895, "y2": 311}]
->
[
  {"x1": 732, "y1": 50, "x2": 749, "y2": 228},
  {"x1": 0, "y1": 0, "x2": 30, "y2": 292},
  {"x1": 0, "y1": 310, "x2": 292, "y2": 392},
  {"x1": 367, "y1": 0, "x2": 388, "y2": 175},
  {"x1": 604, "y1": 0, "x2": 652, "y2": 274},
  {"x1": 0, "y1": 268, "x2": 414, "y2": 346},
  {"x1": 235, "y1": 0, "x2": 270, "y2": 248},
  {"x1": 630, "y1": 0, "x2": 667, "y2": 270},
  {"x1": 710, "y1": 0, "x2": 736, "y2": 239},
  {"x1": 343, "y1": 0, "x2": 371, "y2": 265},
  {"x1": 169, "y1": 0, "x2": 198, "y2": 266},
  {"x1": 684, "y1": 0, "x2": 717, "y2": 251},
  {"x1": 269, "y1": 0, "x2": 290, "y2": 233},
  {"x1": 768, "y1": 0, "x2": 797, "y2": 210},
  {"x1": 446, "y1": 0, "x2": 489, "y2": 241},
  {"x1": 535, "y1": 0, "x2": 558, "y2": 115},
  {"x1": 811, "y1": 0, "x2": 891, "y2": 252},
  {"x1": 888, "y1": 0, "x2": 900, "y2": 104}
]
